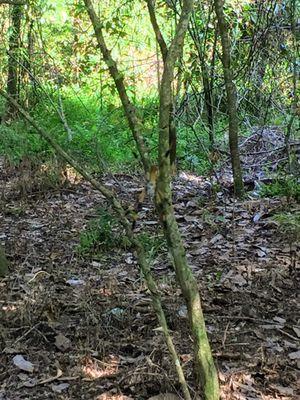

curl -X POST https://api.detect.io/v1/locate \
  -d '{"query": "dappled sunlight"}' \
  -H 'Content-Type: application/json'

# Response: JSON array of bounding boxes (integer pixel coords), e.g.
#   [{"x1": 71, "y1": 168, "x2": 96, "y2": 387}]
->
[
  {"x1": 179, "y1": 171, "x2": 212, "y2": 188},
  {"x1": 1, "y1": 304, "x2": 17, "y2": 312},
  {"x1": 220, "y1": 370, "x2": 294, "y2": 400},
  {"x1": 98, "y1": 287, "x2": 114, "y2": 297},
  {"x1": 82, "y1": 355, "x2": 120, "y2": 380},
  {"x1": 96, "y1": 395, "x2": 132, "y2": 400},
  {"x1": 62, "y1": 165, "x2": 82, "y2": 185},
  {"x1": 39, "y1": 163, "x2": 82, "y2": 185}
]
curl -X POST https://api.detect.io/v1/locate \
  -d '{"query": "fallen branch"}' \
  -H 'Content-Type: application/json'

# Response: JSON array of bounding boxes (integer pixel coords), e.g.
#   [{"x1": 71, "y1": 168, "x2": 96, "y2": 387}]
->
[{"x1": 0, "y1": 89, "x2": 191, "y2": 400}]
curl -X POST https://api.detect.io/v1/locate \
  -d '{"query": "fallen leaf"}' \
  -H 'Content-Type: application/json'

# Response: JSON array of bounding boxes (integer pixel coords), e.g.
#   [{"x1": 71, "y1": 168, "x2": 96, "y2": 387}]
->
[
  {"x1": 148, "y1": 395, "x2": 180, "y2": 400},
  {"x1": 253, "y1": 212, "x2": 263, "y2": 223},
  {"x1": 288, "y1": 350, "x2": 300, "y2": 360},
  {"x1": 273, "y1": 316, "x2": 286, "y2": 324},
  {"x1": 232, "y1": 274, "x2": 247, "y2": 286},
  {"x1": 13, "y1": 355, "x2": 34, "y2": 373},
  {"x1": 292, "y1": 326, "x2": 300, "y2": 338},
  {"x1": 272, "y1": 385, "x2": 294, "y2": 396},
  {"x1": 51, "y1": 383, "x2": 70, "y2": 393},
  {"x1": 177, "y1": 305, "x2": 187, "y2": 318},
  {"x1": 55, "y1": 333, "x2": 71, "y2": 352},
  {"x1": 210, "y1": 234, "x2": 224, "y2": 244},
  {"x1": 66, "y1": 278, "x2": 85, "y2": 286},
  {"x1": 256, "y1": 249, "x2": 266, "y2": 257}
]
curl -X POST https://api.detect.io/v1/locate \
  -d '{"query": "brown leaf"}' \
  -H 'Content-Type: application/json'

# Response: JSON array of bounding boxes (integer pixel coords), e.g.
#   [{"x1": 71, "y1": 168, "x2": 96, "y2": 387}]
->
[
  {"x1": 147, "y1": 395, "x2": 180, "y2": 400},
  {"x1": 55, "y1": 333, "x2": 71, "y2": 352},
  {"x1": 288, "y1": 350, "x2": 300, "y2": 360},
  {"x1": 13, "y1": 355, "x2": 34, "y2": 373},
  {"x1": 51, "y1": 383, "x2": 70, "y2": 393}
]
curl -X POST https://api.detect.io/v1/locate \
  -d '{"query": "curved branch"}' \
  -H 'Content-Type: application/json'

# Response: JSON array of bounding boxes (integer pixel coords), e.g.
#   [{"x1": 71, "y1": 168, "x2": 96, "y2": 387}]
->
[
  {"x1": 146, "y1": 0, "x2": 168, "y2": 62},
  {"x1": 83, "y1": 0, "x2": 150, "y2": 174}
]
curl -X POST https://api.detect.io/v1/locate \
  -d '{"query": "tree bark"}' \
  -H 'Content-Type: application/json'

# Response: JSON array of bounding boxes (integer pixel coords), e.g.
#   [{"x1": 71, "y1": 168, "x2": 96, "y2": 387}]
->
[
  {"x1": 213, "y1": 0, "x2": 244, "y2": 197},
  {"x1": 146, "y1": 0, "x2": 177, "y2": 166},
  {"x1": 3, "y1": 3, "x2": 23, "y2": 121},
  {"x1": 155, "y1": 1, "x2": 220, "y2": 398}
]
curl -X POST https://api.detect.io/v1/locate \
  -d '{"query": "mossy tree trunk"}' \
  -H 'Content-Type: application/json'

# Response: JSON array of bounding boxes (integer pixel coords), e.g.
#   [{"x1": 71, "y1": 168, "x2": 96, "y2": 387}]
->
[
  {"x1": 83, "y1": 1, "x2": 219, "y2": 397},
  {"x1": 3, "y1": 2, "x2": 23, "y2": 122},
  {"x1": 155, "y1": 1, "x2": 219, "y2": 398},
  {"x1": 213, "y1": 0, "x2": 244, "y2": 198}
]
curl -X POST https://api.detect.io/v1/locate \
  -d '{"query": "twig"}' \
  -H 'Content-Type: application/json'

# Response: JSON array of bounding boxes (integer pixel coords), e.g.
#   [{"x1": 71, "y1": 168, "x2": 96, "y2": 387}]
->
[
  {"x1": 278, "y1": 329, "x2": 299, "y2": 342},
  {"x1": 222, "y1": 322, "x2": 230, "y2": 349},
  {"x1": 6, "y1": 322, "x2": 42, "y2": 350},
  {"x1": 58, "y1": 92, "x2": 74, "y2": 142}
]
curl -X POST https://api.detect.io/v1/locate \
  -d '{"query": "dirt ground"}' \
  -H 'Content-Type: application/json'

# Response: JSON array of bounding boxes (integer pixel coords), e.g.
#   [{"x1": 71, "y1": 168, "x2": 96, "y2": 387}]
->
[{"x1": 0, "y1": 163, "x2": 299, "y2": 400}]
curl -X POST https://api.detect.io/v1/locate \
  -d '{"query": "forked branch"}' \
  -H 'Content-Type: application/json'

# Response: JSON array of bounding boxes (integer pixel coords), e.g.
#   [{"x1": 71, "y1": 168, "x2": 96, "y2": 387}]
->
[
  {"x1": 83, "y1": 0, "x2": 150, "y2": 174},
  {"x1": 0, "y1": 89, "x2": 191, "y2": 400}
]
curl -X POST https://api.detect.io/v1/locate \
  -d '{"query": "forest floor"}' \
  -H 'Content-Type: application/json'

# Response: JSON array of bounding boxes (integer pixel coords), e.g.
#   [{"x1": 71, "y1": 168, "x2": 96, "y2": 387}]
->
[{"x1": 0, "y1": 158, "x2": 299, "y2": 400}]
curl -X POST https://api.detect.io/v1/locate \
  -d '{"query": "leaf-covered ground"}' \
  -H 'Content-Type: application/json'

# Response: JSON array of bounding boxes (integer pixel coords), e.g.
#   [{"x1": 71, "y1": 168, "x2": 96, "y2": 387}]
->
[{"x1": 0, "y1": 161, "x2": 299, "y2": 400}]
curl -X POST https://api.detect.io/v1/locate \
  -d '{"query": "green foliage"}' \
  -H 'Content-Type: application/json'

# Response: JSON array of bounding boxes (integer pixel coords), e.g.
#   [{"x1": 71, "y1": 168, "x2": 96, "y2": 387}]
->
[
  {"x1": 78, "y1": 207, "x2": 130, "y2": 255},
  {"x1": 271, "y1": 211, "x2": 300, "y2": 244},
  {"x1": 0, "y1": 121, "x2": 51, "y2": 163},
  {"x1": 137, "y1": 232, "x2": 166, "y2": 259},
  {"x1": 260, "y1": 178, "x2": 300, "y2": 201}
]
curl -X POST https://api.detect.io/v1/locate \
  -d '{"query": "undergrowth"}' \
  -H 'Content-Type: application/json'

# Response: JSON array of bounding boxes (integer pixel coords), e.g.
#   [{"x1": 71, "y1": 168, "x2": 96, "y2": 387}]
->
[
  {"x1": 0, "y1": 88, "x2": 227, "y2": 175},
  {"x1": 78, "y1": 207, "x2": 131, "y2": 255},
  {"x1": 260, "y1": 177, "x2": 300, "y2": 202},
  {"x1": 271, "y1": 211, "x2": 300, "y2": 244}
]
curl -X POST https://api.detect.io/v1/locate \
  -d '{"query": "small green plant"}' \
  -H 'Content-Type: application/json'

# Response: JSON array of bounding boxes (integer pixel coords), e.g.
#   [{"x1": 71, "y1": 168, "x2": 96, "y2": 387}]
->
[
  {"x1": 271, "y1": 211, "x2": 300, "y2": 244},
  {"x1": 260, "y1": 177, "x2": 300, "y2": 202},
  {"x1": 138, "y1": 232, "x2": 166, "y2": 259},
  {"x1": 78, "y1": 207, "x2": 130, "y2": 255}
]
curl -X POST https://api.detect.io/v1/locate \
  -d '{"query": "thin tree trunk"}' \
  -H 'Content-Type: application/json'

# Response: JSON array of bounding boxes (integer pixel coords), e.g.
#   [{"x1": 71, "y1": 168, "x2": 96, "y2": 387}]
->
[
  {"x1": 285, "y1": 0, "x2": 298, "y2": 171},
  {"x1": 202, "y1": 61, "x2": 214, "y2": 147},
  {"x1": 189, "y1": 11, "x2": 216, "y2": 148},
  {"x1": 3, "y1": 3, "x2": 22, "y2": 121},
  {"x1": 213, "y1": 0, "x2": 244, "y2": 197},
  {"x1": 25, "y1": 19, "x2": 36, "y2": 108},
  {"x1": 146, "y1": 0, "x2": 177, "y2": 166},
  {"x1": 83, "y1": 1, "x2": 219, "y2": 397},
  {"x1": 155, "y1": 0, "x2": 220, "y2": 398}
]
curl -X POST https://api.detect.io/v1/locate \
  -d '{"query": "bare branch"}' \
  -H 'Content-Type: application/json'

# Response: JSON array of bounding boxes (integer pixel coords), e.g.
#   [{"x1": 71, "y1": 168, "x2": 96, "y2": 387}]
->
[
  {"x1": 83, "y1": 0, "x2": 150, "y2": 174},
  {"x1": 146, "y1": 0, "x2": 168, "y2": 62}
]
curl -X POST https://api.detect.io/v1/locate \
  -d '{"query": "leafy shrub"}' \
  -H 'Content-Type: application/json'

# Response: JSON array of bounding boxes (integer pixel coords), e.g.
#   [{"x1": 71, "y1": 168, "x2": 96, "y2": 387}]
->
[
  {"x1": 271, "y1": 211, "x2": 300, "y2": 245},
  {"x1": 260, "y1": 177, "x2": 300, "y2": 202},
  {"x1": 78, "y1": 207, "x2": 130, "y2": 255}
]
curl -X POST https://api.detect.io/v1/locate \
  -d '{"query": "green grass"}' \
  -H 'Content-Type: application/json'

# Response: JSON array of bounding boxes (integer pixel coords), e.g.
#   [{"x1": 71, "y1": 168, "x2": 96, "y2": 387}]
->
[
  {"x1": 271, "y1": 211, "x2": 300, "y2": 244},
  {"x1": 78, "y1": 207, "x2": 130, "y2": 255},
  {"x1": 0, "y1": 88, "x2": 218, "y2": 175},
  {"x1": 2, "y1": 85, "x2": 289, "y2": 178},
  {"x1": 260, "y1": 177, "x2": 300, "y2": 202}
]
